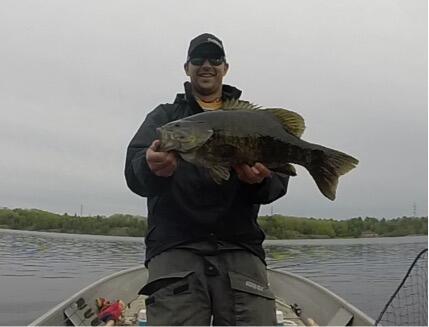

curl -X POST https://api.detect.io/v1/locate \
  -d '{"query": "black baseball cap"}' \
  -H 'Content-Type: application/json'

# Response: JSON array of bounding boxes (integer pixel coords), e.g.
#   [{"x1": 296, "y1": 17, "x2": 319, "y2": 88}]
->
[{"x1": 187, "y1": 33, "x2": 226, "y2": 60}]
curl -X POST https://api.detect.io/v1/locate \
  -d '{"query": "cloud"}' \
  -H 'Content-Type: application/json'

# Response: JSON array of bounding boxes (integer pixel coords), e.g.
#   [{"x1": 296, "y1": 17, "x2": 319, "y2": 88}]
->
[{"x1": 1, "y1": 0, "x2": 427, "y2": 219}]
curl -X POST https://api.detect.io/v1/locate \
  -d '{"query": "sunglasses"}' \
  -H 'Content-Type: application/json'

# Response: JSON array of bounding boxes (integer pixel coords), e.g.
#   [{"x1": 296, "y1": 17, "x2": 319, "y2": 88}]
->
[{"x1": 188, "y1": 57, "x2": 225, "y2": 66}]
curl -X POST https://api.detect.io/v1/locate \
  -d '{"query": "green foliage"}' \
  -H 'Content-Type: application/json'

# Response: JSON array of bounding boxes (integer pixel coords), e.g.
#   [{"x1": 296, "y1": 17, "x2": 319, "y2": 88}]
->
[
  {"x1": 0, "y1": 207, "x2": 426, "y2": 239},
  {"x1": 258, "y1": 215, "x2": 427, "y2": 239},
  {"x1": 0, "y1": 208, "x2": 147, "y2": 237}
]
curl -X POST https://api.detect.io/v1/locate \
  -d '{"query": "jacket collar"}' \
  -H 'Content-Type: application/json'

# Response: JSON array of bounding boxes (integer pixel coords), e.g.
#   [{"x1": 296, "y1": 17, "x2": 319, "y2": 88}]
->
[{"x1": 174, "y1": 82, "x2": 242, "y2": 111}]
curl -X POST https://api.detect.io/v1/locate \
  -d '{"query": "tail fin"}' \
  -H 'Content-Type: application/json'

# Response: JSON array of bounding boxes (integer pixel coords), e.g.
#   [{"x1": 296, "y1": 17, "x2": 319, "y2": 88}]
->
[{"x1": 308, "y1": 149, "x2": 359, "y2": 200}]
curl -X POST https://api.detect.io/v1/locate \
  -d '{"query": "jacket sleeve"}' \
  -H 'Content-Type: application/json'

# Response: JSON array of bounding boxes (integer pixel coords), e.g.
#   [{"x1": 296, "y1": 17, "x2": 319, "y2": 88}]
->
[
  {"x1": 125, "y1": 105, "x2": 173, "y2": 197},
  {"x1": 245, "y1": 173, "x2": 290, "y2": 204}
]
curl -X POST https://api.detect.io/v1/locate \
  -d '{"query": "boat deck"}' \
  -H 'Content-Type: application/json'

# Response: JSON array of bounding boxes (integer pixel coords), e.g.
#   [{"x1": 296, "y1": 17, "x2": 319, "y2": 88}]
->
[
  {"x1": 32, "y1": 266, "x2": 375, "y2": 326},
  {"x1": 120, "y1": 295, "x2": 308, "y2": 326}
]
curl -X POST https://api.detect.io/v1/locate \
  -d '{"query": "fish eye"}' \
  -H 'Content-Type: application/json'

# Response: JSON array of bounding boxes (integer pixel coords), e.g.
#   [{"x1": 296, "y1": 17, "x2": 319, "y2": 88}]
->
[{"x1": 174, "y1": 123, "x2": 180, "y2": 127}]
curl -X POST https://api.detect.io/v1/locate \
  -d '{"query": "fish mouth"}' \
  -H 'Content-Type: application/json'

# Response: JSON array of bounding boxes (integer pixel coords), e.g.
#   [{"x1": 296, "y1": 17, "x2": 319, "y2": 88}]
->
[
  {"x1": 156, "y1": 127, "x2": 177, "y2": 152},
  {"x1": 159, "y1": 142, "x2": 176, "y2": 152}
]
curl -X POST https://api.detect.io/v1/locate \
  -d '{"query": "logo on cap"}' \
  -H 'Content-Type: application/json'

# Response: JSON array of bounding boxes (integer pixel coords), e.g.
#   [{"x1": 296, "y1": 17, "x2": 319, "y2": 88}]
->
[{"x1": 207, "y1": 37, "x2": 223, "y2": 49}]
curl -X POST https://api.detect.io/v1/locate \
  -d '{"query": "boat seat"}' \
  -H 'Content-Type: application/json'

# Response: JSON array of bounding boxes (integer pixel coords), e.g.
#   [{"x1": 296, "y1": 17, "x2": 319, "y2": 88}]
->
[{"x1": 327, "y1": 307, "x2": 354, "y2": 326}]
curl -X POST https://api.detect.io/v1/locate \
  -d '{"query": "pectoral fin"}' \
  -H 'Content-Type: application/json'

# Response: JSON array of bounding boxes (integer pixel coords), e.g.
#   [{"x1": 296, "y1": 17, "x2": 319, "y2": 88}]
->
[{"x1": 209, "y1": 166, "x2": 230, "y2": 184}]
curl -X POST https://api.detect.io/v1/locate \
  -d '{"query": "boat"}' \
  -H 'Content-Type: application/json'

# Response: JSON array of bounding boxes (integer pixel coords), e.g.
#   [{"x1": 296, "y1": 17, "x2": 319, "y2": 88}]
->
[{"x1": 30, "y1": 265, "x2": 375, "y2": 326}]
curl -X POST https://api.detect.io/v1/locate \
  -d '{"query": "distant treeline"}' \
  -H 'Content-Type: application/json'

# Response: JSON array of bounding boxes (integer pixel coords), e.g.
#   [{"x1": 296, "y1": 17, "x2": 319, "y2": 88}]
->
[
  {"x1": 258, "y1": 215, "x2": 427, "y2": 239},
  {"x1": 0, "y1": 208, "x2": 427, "y2": 239},
  {"x1": 0, "y1": 208, "x2": 147, "y2": 237}
]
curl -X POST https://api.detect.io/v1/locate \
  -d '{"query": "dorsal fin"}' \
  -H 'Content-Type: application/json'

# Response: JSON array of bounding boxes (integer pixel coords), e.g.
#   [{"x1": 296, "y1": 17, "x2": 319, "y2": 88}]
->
[
  {"x1": 222, "y1": 99, "x2": 305, "y2": 138},
  {"x1": 264, "y1": 108, "x2": 306, "y2": 138},
  {"x1": 222, "y1": 99, "x2": 261, "y2": 111}
]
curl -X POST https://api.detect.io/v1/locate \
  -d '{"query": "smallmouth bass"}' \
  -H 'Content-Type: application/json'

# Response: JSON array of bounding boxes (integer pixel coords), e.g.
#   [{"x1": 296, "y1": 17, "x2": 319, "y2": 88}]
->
[{"x1": 156, "y1": 99, "x2": 358, "y2": 200}]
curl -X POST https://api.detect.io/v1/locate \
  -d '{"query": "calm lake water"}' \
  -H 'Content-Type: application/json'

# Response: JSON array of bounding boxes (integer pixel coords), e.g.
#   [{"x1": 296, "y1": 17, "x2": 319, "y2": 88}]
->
[{"x1": 0, "y1": 229, "x2": 427, "y2": 325}]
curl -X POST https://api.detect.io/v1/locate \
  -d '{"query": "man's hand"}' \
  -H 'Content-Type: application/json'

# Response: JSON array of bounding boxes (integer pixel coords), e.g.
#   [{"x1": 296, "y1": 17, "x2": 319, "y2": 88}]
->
[
  {"x1": 233, "y1": 162, "x2": 271, "y2": 184},
  {"x1": 146, "y1": 140, "x2": 177, "y2": 177}
]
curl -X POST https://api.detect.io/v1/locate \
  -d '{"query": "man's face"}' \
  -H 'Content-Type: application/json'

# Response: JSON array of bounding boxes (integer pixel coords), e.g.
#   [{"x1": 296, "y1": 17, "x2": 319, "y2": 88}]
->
[{"x1": 184, "y1": 46, "x2": 229, "y2": 96}]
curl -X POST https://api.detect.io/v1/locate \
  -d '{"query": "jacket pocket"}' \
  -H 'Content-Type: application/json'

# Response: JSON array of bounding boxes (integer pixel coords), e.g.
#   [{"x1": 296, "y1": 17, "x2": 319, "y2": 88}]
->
[
  {"x1": 139, "y1": 270, "x2": 193, "y2": 295},
  {"x1": 139, "y1": 271, "x2": 206, "y2": 325},
  {"x1": 228, "y1": 271, "x2": 276, "y2": 326},
  {"x1": 229, "y1": 271, "x2": 274, "y2": 299}
]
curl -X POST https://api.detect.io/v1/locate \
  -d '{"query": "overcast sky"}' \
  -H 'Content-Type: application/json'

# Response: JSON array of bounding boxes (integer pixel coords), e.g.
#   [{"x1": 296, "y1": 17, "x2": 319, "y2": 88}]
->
[{"x1": 0, "y1": 0, "x2": 427, "y2": 219}]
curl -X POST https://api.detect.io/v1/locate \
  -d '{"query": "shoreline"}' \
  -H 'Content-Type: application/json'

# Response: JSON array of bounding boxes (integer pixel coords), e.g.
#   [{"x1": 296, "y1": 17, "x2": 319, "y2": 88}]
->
[{"x1": 1, "y1": 227, "x2": 426, "y2": 241}]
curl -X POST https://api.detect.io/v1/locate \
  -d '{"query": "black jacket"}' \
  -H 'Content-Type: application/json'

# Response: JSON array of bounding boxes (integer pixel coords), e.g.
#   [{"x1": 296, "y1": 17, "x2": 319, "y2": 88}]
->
[{"x1": 125, "y1": 82, "x2": 289, "y2": 265}]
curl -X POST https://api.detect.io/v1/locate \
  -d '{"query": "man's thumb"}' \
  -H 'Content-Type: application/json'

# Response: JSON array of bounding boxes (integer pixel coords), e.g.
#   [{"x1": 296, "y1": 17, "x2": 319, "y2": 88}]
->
[{"x1": 150, "y1": 140, "x2": 160, "y2": 151}]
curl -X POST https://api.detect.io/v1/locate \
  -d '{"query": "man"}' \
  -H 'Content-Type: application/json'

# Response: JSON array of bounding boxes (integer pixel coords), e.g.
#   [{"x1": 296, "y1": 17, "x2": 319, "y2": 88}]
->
[{"x1": 125, "y1": 33, "x2": 289, "y2": 325}]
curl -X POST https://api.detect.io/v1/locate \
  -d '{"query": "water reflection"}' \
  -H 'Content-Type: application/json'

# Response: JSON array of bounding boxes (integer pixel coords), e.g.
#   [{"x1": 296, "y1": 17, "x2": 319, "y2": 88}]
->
[{"x1": 264, "y1": 237, "x2": 428, "y2": 320}]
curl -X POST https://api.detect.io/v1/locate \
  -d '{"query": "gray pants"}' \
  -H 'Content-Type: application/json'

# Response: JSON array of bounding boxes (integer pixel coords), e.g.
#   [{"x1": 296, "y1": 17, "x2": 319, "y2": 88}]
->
[{"x1": 140, "y1": 249, "x2": 277, "y2": 326}]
